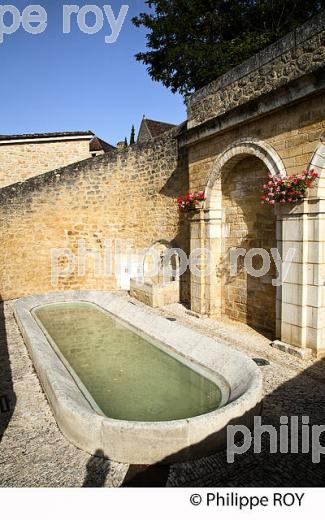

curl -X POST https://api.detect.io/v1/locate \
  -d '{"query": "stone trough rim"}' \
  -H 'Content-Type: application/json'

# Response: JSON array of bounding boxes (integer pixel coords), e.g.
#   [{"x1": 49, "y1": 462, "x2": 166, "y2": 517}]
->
[{"x1": 13, "y1": 290, "x2": 263, "y2": 464}]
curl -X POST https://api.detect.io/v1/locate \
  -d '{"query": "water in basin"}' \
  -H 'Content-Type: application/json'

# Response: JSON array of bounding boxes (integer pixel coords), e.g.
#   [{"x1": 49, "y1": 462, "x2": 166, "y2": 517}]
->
[{"x1": 33, "y1": 302, "x2": 223, "y2": 422}]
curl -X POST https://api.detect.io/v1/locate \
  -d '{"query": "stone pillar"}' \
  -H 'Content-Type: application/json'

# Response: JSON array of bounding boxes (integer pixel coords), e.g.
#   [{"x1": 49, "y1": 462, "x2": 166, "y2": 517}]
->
[
  {"x1": 189, "y1": 210, "x2": 206, "y2": 315},
  {"x1": 274, "y1": 198, "x2": 325, "y2": 358},
  {"x1": 189, "y1": 208, "x2": 223, "y2": 317}
]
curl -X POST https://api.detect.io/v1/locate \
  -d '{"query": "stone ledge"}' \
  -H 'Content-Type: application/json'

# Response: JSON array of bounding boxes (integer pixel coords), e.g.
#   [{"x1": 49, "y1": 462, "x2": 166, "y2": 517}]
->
[
  {"x1": 271, "y1": 340, "x2": 313, "y2": 360},
  {"x1": 189, "y1": 11, "x2": 324, "y2": 108},
  {"x1": 187, "y1": 11, "x2": 325, "y2": 129},
  {"x1": 179, "y1": 69, "x2": 325, "y2": 148}
]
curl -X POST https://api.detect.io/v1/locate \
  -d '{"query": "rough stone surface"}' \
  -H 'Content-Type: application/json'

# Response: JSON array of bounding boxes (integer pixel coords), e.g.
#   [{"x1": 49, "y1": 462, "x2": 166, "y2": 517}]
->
[
  {"x1": 1, "y1": 295, "x2": 325, "y2": 487},
  {"x1": 186, "y1": 93, "x2": 325, "y2": 357},
  {"x1": 0, "y1": 138, "x2": 93, "y2": 189},
  {"x1": 222, "y1": 156, "x2": 276, "y2": 332},
  {"x1": 187, "y1": 12, "x2": 325, "y2": 128},
  {"x1": 0, "y1": 129, "x2": 190, "y2": 302},
  {"x1": 130, "y1": 278, "x2": 180, "y2": 308}
]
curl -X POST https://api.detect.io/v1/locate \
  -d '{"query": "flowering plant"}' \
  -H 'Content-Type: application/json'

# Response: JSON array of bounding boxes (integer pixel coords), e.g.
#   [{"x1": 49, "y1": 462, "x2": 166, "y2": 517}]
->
[
  {"x1": 261, "y1": 169, "x2": 319, "y2": 206},
  {"x1": 177, "y1": 191, "x2": 206, "y2": 212}
]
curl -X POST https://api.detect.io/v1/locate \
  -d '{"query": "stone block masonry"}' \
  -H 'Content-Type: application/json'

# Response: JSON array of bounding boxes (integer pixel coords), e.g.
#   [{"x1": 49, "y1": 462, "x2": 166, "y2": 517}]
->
[
  {"x1": 0, "y1": 135, "x2": 94, "y2": 189},
  {"x1": 187, "y1": 11, "x2": 325, "y2": 129},
  {"x1": 184, "y1": 93, "x2": 325, "y2": 357},
  {"x1": 222, "y1": 156, "x2": 277, "y2": 334},
  {"x1": 0, "y1": 129, "x2": 189, "y2": 301},
  {"x1": 1, "y1": 12, "x2": 325, "y2": 358},
  {"x1": 178, "y1": 11, "x2": 325, "y2": 357}
]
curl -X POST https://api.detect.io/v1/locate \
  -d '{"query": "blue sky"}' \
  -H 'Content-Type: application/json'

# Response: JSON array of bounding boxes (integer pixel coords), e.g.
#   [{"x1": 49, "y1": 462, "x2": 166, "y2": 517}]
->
[{"x1": 0, "y1": 1, "x2": 186, "y2": 144}]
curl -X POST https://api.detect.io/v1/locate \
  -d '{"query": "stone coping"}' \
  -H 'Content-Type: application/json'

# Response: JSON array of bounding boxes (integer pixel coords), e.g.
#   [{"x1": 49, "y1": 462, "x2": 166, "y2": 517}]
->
[
  {"x1": 130, "y1": 277, "x2": 179, "y2": 290},
  {"x1": 187, "y1": 11, "x2": 324, "y2": 109},
  {"x1": 13, "y1": 290, "x2": 263, "y2": 464}
]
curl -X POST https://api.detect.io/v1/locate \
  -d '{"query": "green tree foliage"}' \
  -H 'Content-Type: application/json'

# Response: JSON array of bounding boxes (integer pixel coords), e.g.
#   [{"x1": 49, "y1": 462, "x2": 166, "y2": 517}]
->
[{"x1": 133, "y1": 0, "x2": 324, "y2": 97}]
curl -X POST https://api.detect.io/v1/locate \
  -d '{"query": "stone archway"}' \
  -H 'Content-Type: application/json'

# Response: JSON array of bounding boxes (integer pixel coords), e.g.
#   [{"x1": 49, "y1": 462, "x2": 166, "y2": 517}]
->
[
  {"x1": 190, "y1": 138, "x2": 286, "y2": 338},
  {"x1": 205, "y1": 137, "x2": 286, "y2": 208},
  {"x1": 308, "y1": 139, "x2": 325, "y2": 198}
]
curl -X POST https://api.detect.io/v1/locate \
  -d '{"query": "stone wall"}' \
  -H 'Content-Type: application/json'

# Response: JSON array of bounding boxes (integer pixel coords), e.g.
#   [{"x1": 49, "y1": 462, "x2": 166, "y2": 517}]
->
[
  {"x1": 187, "y1": 94, "x2": 325, "y2": 193},
  {"x1": 1, "y1": 13, "x2": 324, "y2": 356},
  {"x1": 185, "y1": 91, "x2": 325, "y2": 347},
  {"x1": 0, "y1": 130, "x2": 189, "y2": 301},
  {"x1": 179, "y1": 11, "x2": 325, "y2": 356},
  {"x1": 187, "y1": 11, "x2": 325, "y2": 129},
  {"x1": 0, "y1": 139, "x2": 92, "y2": 189},
  {"x1": 222, "y1": 156, "x2": 276, "y2": 334}
]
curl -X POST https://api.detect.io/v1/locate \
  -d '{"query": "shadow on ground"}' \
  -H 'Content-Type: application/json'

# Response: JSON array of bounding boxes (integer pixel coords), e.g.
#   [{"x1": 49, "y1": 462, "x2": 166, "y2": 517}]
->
[
  {"x1": 0, "y1": 299, "x2": 16, "y2": 445},
  {"x1": 2, "y1": 299, "x2": 325, "y2": 487},
  {"x1": 123, "y1": 463, "x2": 170, "y2": 487},
  {"x1": 82, "y1": 449, "x2": 111, "y2": 487},
  {"x1": 121, "y1": 358, "x2": 325, "y2": 487}
]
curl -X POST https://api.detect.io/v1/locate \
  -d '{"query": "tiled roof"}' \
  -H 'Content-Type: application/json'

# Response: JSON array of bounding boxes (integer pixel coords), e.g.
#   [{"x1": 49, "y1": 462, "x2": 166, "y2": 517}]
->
[
  {"x1": 89, "y1": 137, "x2": 116, "y2": 152},
  {"x1": 144, "y1": 119, "x2": 176, "y2": 138},
  {"x1": 0, "y1": 131, "x2": 94, "y2": 142}
]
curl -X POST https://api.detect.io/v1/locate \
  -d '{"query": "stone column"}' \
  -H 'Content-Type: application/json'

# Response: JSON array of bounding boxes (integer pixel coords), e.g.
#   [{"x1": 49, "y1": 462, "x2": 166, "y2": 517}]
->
[
  {"x1": 274, "y1": 198, "x2": 325, "y2": 358},
  {"x1": 189, "y1": 208, "x2": 223, "y2": 317},
  {"x1": 189, "y1": 209, "x2": 206, "y2": 315}
]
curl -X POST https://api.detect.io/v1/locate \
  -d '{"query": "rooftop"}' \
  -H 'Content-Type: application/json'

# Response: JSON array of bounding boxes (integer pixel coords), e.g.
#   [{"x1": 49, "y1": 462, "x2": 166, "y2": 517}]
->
[
  {"x1": 89, "y1": 137, "x2": 116, "y2": 153},
  {"x1": 0, "y1": 131, "x2": 95, "y2": 144},
  {"x1": 137, "y1": 118, "x2": 177, "y2": 143},
  {"x1": 144, "y1": 118, "x2": 176, "y2": 138}
]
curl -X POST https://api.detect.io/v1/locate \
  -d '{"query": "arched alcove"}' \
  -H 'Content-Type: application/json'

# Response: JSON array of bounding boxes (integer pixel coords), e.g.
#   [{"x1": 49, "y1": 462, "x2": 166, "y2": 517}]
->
[
  {"x1": 221, "y1": 155, "x2": 277, "y2": 334},
  {"x1": 193, "y1": 138, "x2": 286, "y2": 337}
]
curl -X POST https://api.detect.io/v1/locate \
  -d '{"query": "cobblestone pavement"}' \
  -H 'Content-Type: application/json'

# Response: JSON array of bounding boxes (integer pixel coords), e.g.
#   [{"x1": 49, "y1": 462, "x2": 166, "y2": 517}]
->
[{"x1": 1, "y1": 296, "x2": 325, "y2": 487}]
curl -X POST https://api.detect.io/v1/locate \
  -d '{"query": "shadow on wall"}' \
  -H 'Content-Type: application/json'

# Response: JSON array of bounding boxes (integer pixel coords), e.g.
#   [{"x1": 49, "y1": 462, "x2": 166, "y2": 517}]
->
[
  {"x1": 0, "y1": 298, "x2": 16, "y2": 445},
  {"x1": 160, "y1": 147, "x2": 191, "y2": 306},
  {"x1": 118, "y1": 358, "x2": 325, "y2": 487}
]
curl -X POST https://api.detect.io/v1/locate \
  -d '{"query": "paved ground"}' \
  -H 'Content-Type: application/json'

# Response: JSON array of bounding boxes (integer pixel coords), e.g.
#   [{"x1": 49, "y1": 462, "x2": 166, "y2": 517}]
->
[{"x1": 1, "y1": 295, "x2": 325, "y2": 487}]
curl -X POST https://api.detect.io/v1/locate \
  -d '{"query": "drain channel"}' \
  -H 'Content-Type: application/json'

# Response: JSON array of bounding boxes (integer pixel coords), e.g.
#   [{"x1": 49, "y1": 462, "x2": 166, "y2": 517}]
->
[
  {"x1": 0, "y1": 395, "x2": 10, "y2": 414},
  {"x1": 253, "y1": 358, "x2": 270, "y2": 367}
]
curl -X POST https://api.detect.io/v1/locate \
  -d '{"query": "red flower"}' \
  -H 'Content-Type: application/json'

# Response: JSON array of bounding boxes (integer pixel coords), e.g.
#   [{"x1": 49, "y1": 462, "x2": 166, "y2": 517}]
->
[
  {"x1": 261, "y1": 169, "x2": 319, "y2": 206},
  {"x1": 177, "y1": 191, "x2": 206, "y2": 212}
]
